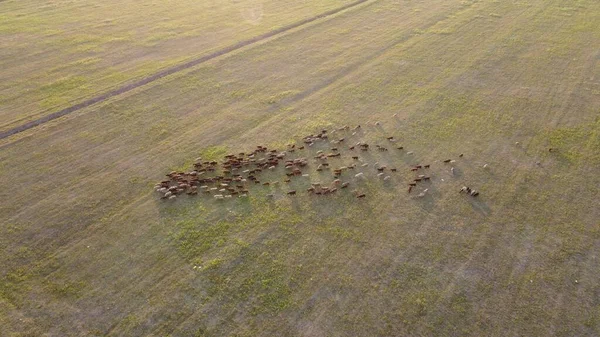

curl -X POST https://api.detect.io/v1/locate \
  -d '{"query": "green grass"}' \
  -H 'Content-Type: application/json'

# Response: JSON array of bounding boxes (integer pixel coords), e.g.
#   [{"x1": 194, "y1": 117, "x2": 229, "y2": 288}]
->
[
  {"x1": 1, "y1": 0, "x2": 599, "y2": 335},
  {"x1": 0, "y1": 0, "x2": 355, "y2": 131}
]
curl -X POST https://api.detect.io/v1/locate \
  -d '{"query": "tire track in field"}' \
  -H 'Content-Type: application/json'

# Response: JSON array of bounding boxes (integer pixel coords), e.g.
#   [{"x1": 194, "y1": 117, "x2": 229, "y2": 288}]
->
[{"x1": 0, "y1": 0, "x2": 373, "y2": 140}]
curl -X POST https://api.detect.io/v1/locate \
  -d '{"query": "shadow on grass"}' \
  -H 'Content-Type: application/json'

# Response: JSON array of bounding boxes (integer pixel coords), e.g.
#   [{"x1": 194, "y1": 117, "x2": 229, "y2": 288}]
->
[{"x1": 466, "y1": 197, "x2": 491, "y2": 217}]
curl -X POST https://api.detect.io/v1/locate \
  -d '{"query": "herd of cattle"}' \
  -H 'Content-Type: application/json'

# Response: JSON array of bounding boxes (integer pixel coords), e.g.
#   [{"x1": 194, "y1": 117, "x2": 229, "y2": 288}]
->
[{"x1": 154, "y1": 125, "x2": 481, "y2": 201}]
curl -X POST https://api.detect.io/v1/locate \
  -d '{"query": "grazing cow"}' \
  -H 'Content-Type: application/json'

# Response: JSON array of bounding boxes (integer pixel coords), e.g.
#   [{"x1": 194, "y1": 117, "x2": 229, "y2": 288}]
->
[
  {"x1": 443, "y1": 159, "x2": 452, "y2": 163},
  {"x1": 417, "y1": 189, "x2": 429, "y2": 198},
  {"x1": 352, "y1": 156, "x2": 359, "y2": 160},
  {"x1": 287, "y1": 190, "x2": 297, "y2": 196},
  {"x1": 411, "y1": 167, "x2": 418, "y2": 172},
  {"x1": 459, "y1": 153, "x2": 464, "y2": 157},
  {"x1": 397, "y1": 146, "x2": 404, "y2": 150},
  {"x1": 424, "y1": 164, "x2": 430, "y2": 169},
  {"x1": 391, "y1": 168, "x2": 397, "y2": 172},
  {"x1": 423, "y1": 176, "x2": 431, "y2": 181},
  {"x1": 409, "y1": 182, "x2": 417, "y2": 187},
  {"x1": 383, "y1": 176, "x2": 391, "y2": 181},
  {"x1": 357, "y1": 193, "x2": 366, "y2": 198},
  {"x1": 407, "y1": 151, "x2": 414, "y2": 155},
  {"x1": 284, "y1": 179, "x2": 291, "y2": 183},
  {"x1": 408, "y1": 186, "x2": 413, "y2": 193},
  {"x1": 355, "y1": 172, "x2": 364, "y2": 178},
  {"x1": 387, "y1": 136, "x2": 394, "y2": 140},
  {"x1": 341, "y1": 182, "x2": 350, "y2": 188},
  {"x1": 307, "y1": 187, "x2": 315, "y2": 193},
  {"x1": 460, "y1": 186, "x2": 468, "y2": 193},
  {"x1": 361, "y1": 163, "x2": 369, "y2": 167},
  {"x1": 470, "y1": 190, "x2": 479, "y2": 197},
  {"x1": 377, "y1": 167, "x2": 386, "y2": 172}
]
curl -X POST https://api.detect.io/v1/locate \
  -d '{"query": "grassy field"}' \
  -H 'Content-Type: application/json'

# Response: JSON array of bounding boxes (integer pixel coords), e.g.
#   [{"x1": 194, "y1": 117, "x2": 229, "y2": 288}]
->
[
  {"x1": 1, "y1": 0, "x2": 599, "y2": 336},
  {"x1": 0, "y1": 0, "x2": 355, "y2": 132}
]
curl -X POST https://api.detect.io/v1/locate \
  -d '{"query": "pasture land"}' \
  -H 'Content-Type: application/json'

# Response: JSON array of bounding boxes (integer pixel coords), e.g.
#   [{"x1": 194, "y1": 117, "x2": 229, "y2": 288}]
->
[
  {"x1": 0, "y1": 0, "x2": 354, "y2": 132},
  {"x1": 1, "y1": 0, "x2": 599, "y2": 336}
]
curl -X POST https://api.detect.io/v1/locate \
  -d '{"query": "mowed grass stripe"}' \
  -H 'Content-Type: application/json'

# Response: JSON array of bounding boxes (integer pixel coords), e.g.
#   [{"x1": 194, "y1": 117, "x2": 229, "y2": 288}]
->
[{"x1": 0, "y1": 0, "x2": 373, "y2": 140}]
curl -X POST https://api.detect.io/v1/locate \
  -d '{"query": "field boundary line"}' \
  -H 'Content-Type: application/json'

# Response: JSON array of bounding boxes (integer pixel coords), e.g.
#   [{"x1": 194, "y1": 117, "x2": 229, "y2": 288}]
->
[{"x1": 0, "y1": 0, "x2": 372, "y2": 140}]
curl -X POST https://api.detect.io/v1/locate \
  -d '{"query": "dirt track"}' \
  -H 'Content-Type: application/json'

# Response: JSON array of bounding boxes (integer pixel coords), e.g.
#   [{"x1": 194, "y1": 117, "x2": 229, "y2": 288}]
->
[{"x1": 0, "y1": 0, "x2": 371, "y2": 140}]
